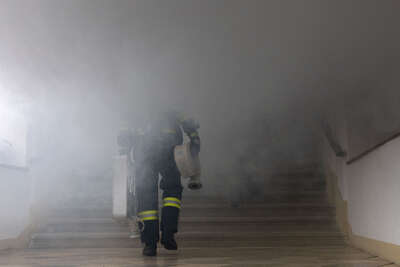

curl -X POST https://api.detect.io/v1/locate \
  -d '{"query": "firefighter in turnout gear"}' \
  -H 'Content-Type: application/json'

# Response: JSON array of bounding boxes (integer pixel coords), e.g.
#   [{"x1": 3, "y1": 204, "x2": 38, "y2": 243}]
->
[{"x1": 128, "y1": 110, "x2": 200, "y2": 256}]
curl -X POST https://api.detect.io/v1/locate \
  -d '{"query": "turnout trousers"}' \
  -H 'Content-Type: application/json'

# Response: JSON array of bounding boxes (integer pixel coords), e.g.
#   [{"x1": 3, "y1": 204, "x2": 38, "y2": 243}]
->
[{"x1": 134, "y1": 147, "x2": 183, "y2": 246}]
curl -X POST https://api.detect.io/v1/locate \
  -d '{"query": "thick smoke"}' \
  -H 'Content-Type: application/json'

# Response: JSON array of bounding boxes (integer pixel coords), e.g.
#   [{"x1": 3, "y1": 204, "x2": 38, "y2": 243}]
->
[{"x1": 1, "y1": 0, "x2": 400, "y2": 213}]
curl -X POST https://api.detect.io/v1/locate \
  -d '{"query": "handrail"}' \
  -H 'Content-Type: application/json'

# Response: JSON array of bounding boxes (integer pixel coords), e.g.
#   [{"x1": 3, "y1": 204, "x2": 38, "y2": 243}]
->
[
  {"x1": 347, "y1": 131, "x2": 400, "y2": 165},
  {"x1": 322, "y1": 123, "x2": 347, "y2": 158}
]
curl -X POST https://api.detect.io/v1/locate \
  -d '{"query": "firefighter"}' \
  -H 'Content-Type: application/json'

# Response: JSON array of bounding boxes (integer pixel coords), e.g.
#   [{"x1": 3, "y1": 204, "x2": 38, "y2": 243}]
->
[{"x1": 131, "y1": 110, "x2": 200, "y2": 256}]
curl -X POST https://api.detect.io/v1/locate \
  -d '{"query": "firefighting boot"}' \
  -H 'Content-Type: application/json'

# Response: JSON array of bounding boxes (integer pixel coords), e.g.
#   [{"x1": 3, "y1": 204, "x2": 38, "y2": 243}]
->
[
  {"x1": 161, "y1": 204, "x2": 180, "y2": 250},
  {"x1": 138, "y1": 219, "x2": 159, "y2": 256},
  {"x1": 143, "y1": 243, "x2": 157, "y2": 257},
  {"x1": 161, "y1": 231, "x2": 178, "y2": 250}
]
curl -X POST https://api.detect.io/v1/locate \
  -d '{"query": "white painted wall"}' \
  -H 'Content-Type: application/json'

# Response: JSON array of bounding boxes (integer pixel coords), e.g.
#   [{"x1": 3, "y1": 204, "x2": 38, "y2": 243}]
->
[
  {"x1": 0, "y1": 107, "x2": 28, "y2": 168},
  {"x1": 322, "y1": 118, "x2": 400, "y2": 246},
  {"x1": 0, "y1": 104, "x2": 32, "y2": 242},
  {"x1": 0, "y1": 168, "x2": 31, "y2": 240},
  {"x1": 346, "y1": 137, "x2": 400, "y2": 245}
]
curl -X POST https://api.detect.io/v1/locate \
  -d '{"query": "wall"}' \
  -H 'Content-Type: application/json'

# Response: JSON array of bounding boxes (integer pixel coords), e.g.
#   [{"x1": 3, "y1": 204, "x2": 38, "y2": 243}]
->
[
  {"x1": 346, "y1": 138, "x2": 400, "y2": 245},
  {"x1": 0, "y1": 101, "x2": 35, "y2": 249},
  {"x1": 346, "y1": 89, "x2": 400, "y2": 160},
  {"x1": 322, "y1": 116, "x2": 400, "y2": 264},
  {"x1": 0, "y1": 114, "x2": 27, "y2": 168},
  {"x1": 0, "y1": 167, "x2": 32, "y2": 249}
]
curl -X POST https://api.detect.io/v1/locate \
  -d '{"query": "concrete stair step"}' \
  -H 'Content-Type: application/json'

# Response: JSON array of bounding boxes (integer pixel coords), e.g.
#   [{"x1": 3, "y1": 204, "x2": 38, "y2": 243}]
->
[
  {"x1": 45, "y1": 205, "x2": 335, "y2": 220},
  {"x1": 179, "y1": 216, "x2": 336, "y2": 223},
  {"x1": 32, "y1": 231, "x2": 344, "y2": 240},
  {"x1": 183, "y1": 196, "x2": 329, "y2": 206},
  {"x1": 266, "y1": 178, "x2": 326, "y2": 185},
  {"x1": 38, "y1": 217, "x2": 339, "y2": 234},
  {"x1": 180, "y1": 206, "x2": 335, "y2": 217},
  {"x1": 43, "y1": 218, "x2": 117, "y2": 224},
  {"x1": 263, "y1": 182, "x2": 326, "y2": 191},
  {"x1": 30, "y1": 232, "x2": 346, "y2": 249},
  {"x1": 50, "y1": 201, "x2": 113, "y2": 211},
  {"x1": 249, "y1": 193, "x2": 327, "y2": 202},
  {"x1": 28, "y1": 168, "x2": 345, "y2": 251},
  {"x1": 232, "y1": 191, "x2": 327, "y2": 196},
  {"x1": 38, "y1": 224, "x2": 340, "y2": 235},
  {"x1": 42, "y1": 215, "x2": 336, "y2": 224},
  {"x1": 269, "y1": 173, "x2": 322, "y2": 180},
  {"x1": 47, "y1": 208, "x2": 113, "y2": 219},
  {"x1": 179, "y1": 222, "x2": 340, "y2": 232},
  {"x1": 182, "y1": 202, "x2": 333, "y2": 209},
  {"x1": 37, "y1": 221, "x2": 128, "y2": 233}
]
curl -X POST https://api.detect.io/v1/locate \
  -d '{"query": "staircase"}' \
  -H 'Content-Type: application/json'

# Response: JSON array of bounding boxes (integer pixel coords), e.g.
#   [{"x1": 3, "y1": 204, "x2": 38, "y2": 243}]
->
[{"x1": 29, "y1": 170, "x2": 346, "y2": 249}]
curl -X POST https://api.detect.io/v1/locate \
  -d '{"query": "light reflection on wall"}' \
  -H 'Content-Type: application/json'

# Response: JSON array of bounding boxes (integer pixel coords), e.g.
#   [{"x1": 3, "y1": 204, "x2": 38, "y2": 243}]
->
[{"x1": 0, "y1": 89, "x2": 28, "y2": 168}]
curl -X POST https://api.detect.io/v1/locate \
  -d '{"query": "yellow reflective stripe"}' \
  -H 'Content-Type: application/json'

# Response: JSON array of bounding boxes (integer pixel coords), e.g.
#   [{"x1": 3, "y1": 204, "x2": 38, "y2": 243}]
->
[
  {"x1": 138, "y1": 210, "x2": 158, "y2": 216},
  {"x1": 138, "y1": 210, "x2": 159, "y2": 221},
  {"x1": 163, "y1": 203, "x2": 181, "y2": 209},
  {"x1": 190, "y1": 132, "x2": 199, "y2": 138},
  {"x1": 163, "y1": 197, "x2": 181, "y2": 203},
  {"x1": 163, "y1": 197, "x2": 182, "y2": 209},
  {"x1": 141, "y1": 216, "x2": 158, "y2": 221}
]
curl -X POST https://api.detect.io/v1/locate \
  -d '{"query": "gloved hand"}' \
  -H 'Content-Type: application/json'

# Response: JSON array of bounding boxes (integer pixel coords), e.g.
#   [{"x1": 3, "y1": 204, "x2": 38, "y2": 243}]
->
[{"x1": 190, "y1": 137, "x2": 201, "y2": 157}]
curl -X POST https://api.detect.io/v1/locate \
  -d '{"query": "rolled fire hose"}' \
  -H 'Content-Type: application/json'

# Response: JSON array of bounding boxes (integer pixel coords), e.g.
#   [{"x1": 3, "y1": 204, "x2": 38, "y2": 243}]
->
[{"x1": 174, "y1": 142, "x2": 202, "y2": 190}]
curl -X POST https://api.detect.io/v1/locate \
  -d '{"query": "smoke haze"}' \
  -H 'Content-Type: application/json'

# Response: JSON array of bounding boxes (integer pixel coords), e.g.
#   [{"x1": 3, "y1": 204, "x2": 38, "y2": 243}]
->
[{"x1": 1, "y1": 0, "x2": 400, "y2": 210}]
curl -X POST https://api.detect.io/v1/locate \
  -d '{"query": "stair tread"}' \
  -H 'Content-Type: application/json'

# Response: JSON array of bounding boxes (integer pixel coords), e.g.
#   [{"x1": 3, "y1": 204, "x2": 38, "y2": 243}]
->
[
  {"x1": 32, "y1": 230, "x2": 344, "y2": 240},
  {"x1": 179, "y1": 216, "x2": 336, "y2": 223},
  {"x1": 28, "y1": 168, "x2": 345, "y2": 250},
  {"x1": 30, "y1": 239, "x2": 347, "y2": 249}
]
